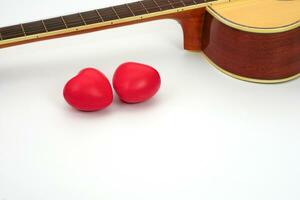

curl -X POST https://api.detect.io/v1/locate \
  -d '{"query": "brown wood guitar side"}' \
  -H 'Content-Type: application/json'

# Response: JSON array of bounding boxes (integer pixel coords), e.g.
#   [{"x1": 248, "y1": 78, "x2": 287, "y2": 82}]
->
[{"x1": 201, "y1": 12, "x2": 300, "y2": 83}]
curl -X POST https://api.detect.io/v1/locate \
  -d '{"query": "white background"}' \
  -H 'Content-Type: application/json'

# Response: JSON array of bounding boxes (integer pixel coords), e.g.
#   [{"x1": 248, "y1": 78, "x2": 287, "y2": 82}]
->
[{"x1": 0, "y1": 0, "x2": 300, "y2": 200}]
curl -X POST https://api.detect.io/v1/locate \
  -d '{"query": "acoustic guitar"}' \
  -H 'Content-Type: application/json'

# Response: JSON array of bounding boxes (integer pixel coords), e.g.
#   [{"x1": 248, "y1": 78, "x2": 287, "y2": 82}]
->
[{"x1": 0, "y1": 0, "x2": 299, "y2": 83}]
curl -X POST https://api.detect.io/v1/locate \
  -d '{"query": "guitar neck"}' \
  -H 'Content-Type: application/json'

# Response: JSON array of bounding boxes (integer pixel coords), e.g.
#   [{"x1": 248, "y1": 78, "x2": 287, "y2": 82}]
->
[{"x1": 0, "y1": 0, "x2": 226, "y2": 49}]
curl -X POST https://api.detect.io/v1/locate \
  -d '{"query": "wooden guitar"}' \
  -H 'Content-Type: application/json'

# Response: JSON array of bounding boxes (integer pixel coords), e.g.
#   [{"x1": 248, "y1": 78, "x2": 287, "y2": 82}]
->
[{"x1": 0, "y1": 0, "x2": 299, "y2": 83}]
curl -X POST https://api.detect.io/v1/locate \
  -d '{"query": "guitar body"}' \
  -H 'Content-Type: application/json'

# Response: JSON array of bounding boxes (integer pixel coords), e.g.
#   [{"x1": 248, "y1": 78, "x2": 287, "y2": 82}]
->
[
  {"x1": 201, "y1": 0, "x2": 300, "y2": 83},
  {"x1": 0, "y1": 0, "x2": 299, "y2": 83}
]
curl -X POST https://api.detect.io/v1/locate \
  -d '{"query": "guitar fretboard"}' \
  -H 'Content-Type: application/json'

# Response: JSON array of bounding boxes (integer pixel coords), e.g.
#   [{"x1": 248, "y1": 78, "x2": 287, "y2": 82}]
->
[{"x1": 0, "y1": 0, "x2": 216, "y2": 41}]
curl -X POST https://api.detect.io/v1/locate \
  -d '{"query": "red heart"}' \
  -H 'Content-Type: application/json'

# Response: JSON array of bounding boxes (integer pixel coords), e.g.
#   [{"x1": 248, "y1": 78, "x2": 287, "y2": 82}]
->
[
  {"x1": 113, "y1": 62, "x2": 161, "y2": 104},
  {"x1": 63, "y1": 68, "x2": 113, "y2": 111}
]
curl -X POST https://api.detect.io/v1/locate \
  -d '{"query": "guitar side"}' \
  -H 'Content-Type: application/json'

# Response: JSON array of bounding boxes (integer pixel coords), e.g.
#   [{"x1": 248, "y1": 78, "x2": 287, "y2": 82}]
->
[{"x1": 201, "y1": 0, "x2": 300, "y2": 83}]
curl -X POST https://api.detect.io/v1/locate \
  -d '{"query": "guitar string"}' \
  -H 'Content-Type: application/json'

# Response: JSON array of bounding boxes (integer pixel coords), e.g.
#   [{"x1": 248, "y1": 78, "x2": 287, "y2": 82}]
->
[
  {"x1": 0, "y1": 0, "x2": 211, "y2": 39},
  {"x1": 0, "y1": 0, "x2": 201, "y2": 34}
]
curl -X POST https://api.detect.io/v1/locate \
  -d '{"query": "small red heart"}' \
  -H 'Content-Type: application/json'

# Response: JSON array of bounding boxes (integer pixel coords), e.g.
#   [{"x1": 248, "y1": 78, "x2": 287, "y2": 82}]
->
[
  {"x1": 113, "y1": 62, "x2": 161, "y2": 104},
  {"x1": 63, "y1": 68, "x2": 113, "y2": 111}
]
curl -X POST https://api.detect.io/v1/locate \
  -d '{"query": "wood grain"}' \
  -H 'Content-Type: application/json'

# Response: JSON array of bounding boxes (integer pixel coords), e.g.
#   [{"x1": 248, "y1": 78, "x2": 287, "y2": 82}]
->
[{"x1": 202, "y1": 12, "x2": 300, "y2": 81}]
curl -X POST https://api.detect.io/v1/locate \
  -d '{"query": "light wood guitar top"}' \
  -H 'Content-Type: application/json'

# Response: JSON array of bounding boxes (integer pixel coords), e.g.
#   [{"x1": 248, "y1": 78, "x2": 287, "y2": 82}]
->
[{"x1": 209, "y1": 0, "x2": 300, "y2": 32}]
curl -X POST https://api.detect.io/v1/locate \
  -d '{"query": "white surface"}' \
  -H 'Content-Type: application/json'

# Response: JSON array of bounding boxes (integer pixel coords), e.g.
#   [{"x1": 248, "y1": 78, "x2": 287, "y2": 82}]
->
[{"x1": 0, "y1": 1, "x2": 300, "y2": 200}]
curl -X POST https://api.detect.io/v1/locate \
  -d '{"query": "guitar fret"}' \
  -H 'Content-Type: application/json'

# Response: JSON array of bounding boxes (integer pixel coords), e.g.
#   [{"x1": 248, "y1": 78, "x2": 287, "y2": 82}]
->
[
  {"x1": 0, "y1": 25, "x2": 25, "y2": 40},
  {"x1": 79, "y1": 13, "x2": 87, "y2": 25},
  {"x1": 153, "y1": 0, "x2": 174, "y2": 10},
  {"x1": 61, "y1": 16, "x2": 68, "y2": 28},
  {"x1": 114, "y1": 5, "x2": 134, "y2": 18},
  {"x1": 0, "y1": 0, "x2": 212, "y2": 41},
  {"x1": 63, "y1": 14, "x2": 85, "y2": 28},
  {"x1": 180, "y1": 0, "x2": 186, "y2": 6},
  {"x1": 44, "y1": 17, "x2": 67, "y2": 31},
  {"x1": 152, "y1": 0, "x2": 162, "y2": 11},
  {"x1": 20, "y1": 24, "x2": 27, "y2": 36},
  {"x1": 41, "y1": 20, "x2": 48, "y2": 32},
  {"x1": 95, "y1": 9, "x2": 104, "y2": 22},
  {"x1": 126, "y1": 4, "x2": 135, "y2": 16},
  {"x1": 111, "y1": 7, "x2": 120, "y2": 19},
  {"x1": 23, "y1": 21, "x2": 47, "y2": 36},
  {"x1": 128, "y1": 1, "x2": 149, "y2": 15},
  {"x1": 81, "y1": 10, "x2": 102, "y2": 24},
  {"x1": 141, "y1": 0, "x2": 161, "y2": 13},
  {"x1": 97, "y1": 7, "x2": 119, "y2": 21},
  {"x1": 167, "y1": 0, "x2": 175, "y2": 9},
  {"x1": 139, "y1": 1, "x2": 149, "y2": 14}
]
